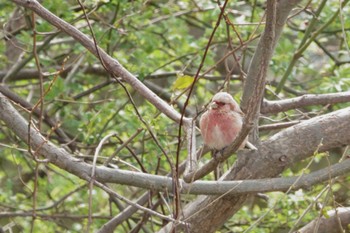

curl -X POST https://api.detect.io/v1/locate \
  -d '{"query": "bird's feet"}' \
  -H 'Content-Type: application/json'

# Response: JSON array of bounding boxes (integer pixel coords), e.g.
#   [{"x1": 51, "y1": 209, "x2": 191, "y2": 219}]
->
[{"x1": 213, "y1": 147, "x2": 227, "y2": 161}]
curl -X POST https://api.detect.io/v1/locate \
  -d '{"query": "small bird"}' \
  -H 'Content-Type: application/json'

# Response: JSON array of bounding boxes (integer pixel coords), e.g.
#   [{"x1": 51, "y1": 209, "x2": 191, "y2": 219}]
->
[{"x1": 199, "y1": 92, "x2": 246, "y2": 151}]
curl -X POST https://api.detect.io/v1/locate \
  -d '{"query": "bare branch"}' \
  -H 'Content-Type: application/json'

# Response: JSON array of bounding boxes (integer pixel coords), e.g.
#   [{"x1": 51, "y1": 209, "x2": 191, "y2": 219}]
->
[
  {"x1": 185, "y1": 159, "x2": 350, "y2": 195},
  {"x1": 0, "y1": 212, "x2": 111, "y2": 220},
  {"x1": 0, "y1": 66, "x2": 241, "y2": 83},
  {"x1": 297, "y1": 207, "x2": 350, "y2": 233},
  {"x1": 262, "y1": 92, "x2": 350, "y2": 114},
  {"x1": 97, "y1": 192, "x2": 151, "y2": 233},
  {"x1": 259, "y1": 120, "x2": 300, "y2": 131}
]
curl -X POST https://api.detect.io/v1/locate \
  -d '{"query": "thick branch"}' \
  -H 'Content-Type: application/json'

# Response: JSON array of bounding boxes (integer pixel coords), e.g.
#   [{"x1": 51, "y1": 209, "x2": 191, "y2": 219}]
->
[
  {"x1": 297, "y1": 207, "x2": 350, "y2": 233},
  {"x1": 262, "y1": 92, "x2": 350, "y2": 114},
  {"x1": 241, "y1": 1, "x2": 275, "y2": 112},
  {"x1": 240, "y1": 0, "x2": 303, "y2": 143},
  {"x1": 177, "y1": 106, "x2": 350, "y2": 232},
  {"x1": 185, "y1": 159, "x2": 350, "y2": 195}
]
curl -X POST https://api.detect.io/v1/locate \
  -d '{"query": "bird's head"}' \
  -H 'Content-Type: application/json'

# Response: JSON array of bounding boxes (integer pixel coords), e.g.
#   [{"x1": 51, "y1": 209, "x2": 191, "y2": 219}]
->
[{"x1": 210, "y1": 92, "x2": 242, "y2": 113}]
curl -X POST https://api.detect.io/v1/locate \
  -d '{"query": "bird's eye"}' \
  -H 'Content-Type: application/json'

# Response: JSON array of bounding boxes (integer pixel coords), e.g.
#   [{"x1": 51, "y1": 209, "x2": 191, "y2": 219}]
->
[{"x1": 215, "y1": 101, "x2": 225, "y2": 106}]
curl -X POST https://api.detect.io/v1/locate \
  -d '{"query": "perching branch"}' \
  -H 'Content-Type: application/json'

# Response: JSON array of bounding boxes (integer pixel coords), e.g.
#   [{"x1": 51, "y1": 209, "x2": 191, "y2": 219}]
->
[
  {"x1": 183, "y1": 0, "x2": 279, "y2": 183},
  {"x1": 1, "y1": 93, "x2": 350, "y2": 196},
  {"x1": 173, "y1": 105, "x2": 350, "y2": 233}
]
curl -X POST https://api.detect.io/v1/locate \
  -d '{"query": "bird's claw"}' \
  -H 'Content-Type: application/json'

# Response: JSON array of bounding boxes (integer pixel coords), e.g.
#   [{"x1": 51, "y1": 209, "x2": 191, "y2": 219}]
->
[{"x1": 213, "y1": 147, "x2": 226, "y2": 161}]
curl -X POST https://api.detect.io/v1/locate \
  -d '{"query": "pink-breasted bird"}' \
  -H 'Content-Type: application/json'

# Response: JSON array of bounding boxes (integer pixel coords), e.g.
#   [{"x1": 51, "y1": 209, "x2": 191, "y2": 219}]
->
[{"x1": 199, "y1": 92, "x2": 246, "y2": 151}]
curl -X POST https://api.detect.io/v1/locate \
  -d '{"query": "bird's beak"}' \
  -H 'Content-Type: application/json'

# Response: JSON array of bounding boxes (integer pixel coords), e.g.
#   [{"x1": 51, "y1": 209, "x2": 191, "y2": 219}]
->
[{"x1": 210, "y1": 101, "x2": 218, "y2": 109}]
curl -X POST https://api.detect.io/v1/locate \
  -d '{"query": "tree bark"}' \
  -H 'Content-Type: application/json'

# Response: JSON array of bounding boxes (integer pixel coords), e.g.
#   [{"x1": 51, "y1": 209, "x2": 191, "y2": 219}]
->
[
  {"x1": 162, "y1": 106, "x2": 350, "y2": 233},
  {"x1": 297, "y1": 207, "x2": 350, "y2": 233}
]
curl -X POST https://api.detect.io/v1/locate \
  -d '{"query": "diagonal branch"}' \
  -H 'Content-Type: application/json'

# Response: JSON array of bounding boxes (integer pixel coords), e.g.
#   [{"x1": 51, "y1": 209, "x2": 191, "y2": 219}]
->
[
  {"x1": 10, "y1": 0, "x2": 188, "y2": 126},
  {"x1": 10, "y1": 0, "x2": 197, "y2": 184},
  {"x1": 0, "y1": 85, "x2": 73, "y2": 147}
]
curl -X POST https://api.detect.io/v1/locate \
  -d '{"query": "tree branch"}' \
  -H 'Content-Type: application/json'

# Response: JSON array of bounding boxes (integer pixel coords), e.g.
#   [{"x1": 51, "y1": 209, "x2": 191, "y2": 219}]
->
[
  {"x1": 184, "y1": 0, "x2": 279, "y2": 182},
  {"x1": 0, "y1": 67, "x2": 237, "y2": 82},
  {"x1": 10, "y1": 0, "x2": 197, "y2": 183},
  {"x1": 297, "y1": 207, "x2": 350, "y2": 233},
  {"x1": 176, "y1": 103, "x2": 350, "y2": 233},
  {"x1": 262, "y1": 92, "x2": 350, "y2": 114},
  {"x1": 259, "y1": 120, "x2": 300, "y2": 131},
  {"x1": 185, "y1": 158, "x2": 350, "y2": 195},
  {"x1": 1, "y1": 93, "x2": 350, "y2": 196},
  {"x1": 10, "y1": 0, "x2": 188, "y2": 125},
  {"x1": 0, "y1": 85, "x2": 74, "y2": 147}
]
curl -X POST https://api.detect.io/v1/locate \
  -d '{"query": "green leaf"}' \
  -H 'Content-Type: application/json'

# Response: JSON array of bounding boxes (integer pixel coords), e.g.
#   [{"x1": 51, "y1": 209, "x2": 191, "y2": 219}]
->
[{"x1": 171, "y1": 74, "x2": 194, "y2": 90}]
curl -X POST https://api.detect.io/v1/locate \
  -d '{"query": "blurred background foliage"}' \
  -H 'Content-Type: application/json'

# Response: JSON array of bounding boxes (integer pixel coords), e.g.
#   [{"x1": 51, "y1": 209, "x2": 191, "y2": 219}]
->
[{"x1": 0, "y1": 0, "x2": 350, "y2": 232}]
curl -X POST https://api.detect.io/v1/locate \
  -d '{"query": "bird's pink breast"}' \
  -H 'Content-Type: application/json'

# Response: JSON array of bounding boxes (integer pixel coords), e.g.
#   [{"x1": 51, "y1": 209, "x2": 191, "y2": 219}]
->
[{"x1": 200, "y1": 110, "x2": 242, "y2": 150}]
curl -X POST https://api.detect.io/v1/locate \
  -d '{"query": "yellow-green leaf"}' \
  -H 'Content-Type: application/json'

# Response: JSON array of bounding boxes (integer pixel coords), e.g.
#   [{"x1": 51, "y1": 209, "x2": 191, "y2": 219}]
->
[{"x1": 171, "y1": 74, "x2": 194, "y2": 90}]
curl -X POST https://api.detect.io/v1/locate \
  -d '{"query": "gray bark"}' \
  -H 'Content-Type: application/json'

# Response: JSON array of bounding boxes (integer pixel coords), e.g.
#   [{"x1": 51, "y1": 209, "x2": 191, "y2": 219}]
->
[
  {"x1": 297, "y1": 207, "x2": 350, "y2": 233},
  {"x1": 170, "y1": 106, "x2": 350, "y2": 233}
]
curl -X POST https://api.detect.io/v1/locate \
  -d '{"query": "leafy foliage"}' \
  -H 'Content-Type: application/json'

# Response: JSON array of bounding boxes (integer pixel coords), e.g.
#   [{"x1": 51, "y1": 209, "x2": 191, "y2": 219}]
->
[{"x1": 0, "y1": 0, "x2": 350, "y2": 232}]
